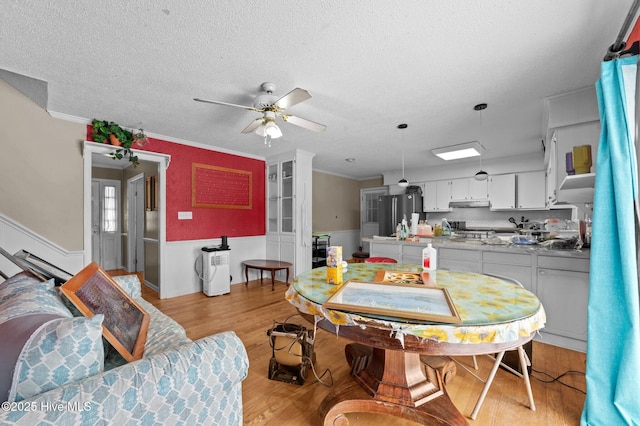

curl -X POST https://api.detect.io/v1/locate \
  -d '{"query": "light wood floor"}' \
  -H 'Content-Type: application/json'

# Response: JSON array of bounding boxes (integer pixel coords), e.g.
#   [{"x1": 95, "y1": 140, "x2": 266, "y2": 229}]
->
[{"x1": 139, "y1": 278, "x2": 586, "y2": 426}]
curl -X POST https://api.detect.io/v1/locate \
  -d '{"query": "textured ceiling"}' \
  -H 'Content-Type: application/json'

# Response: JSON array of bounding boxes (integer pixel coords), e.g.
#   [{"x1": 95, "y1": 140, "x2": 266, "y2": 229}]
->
[{"x1": 1, "y1": 1, "x2": 634, "y2": 178}]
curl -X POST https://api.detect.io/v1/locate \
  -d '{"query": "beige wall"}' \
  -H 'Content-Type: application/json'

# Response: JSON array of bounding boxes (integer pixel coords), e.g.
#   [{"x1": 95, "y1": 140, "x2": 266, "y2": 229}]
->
[
  {"x1": 313, "y1": 172, "x2": 383, "y2": 232},
  {"x1": 359, "y1": 176, "x2": 384, "y2": 189},
  {"x1": 0, "y1": 80, "x2": 85, "y2": 250}
]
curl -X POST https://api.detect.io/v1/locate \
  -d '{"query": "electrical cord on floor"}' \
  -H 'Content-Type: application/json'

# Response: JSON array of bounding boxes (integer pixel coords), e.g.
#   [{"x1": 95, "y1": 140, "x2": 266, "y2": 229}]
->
[{"x1": 531, "y1": 368, "x2": 586, "y2": 394}]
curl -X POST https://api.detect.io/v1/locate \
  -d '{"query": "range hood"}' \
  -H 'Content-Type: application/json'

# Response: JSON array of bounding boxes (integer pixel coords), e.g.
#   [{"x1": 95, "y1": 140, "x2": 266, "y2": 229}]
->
[{"x1": 449, "y1": 200, "x2": 490, "y2": 208}]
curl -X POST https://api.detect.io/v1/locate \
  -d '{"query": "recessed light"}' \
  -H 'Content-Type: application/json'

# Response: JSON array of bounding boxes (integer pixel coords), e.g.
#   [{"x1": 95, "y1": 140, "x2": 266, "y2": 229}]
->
[{"x1": 345, "y1": 158, "x2": 356, "y2": 162}]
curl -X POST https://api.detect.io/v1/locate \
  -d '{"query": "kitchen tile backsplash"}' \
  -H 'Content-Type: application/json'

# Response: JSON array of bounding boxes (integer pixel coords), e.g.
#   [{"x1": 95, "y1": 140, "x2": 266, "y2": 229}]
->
[{"x1": 424, "y1": 207, "x2": 573, "y2": 231}]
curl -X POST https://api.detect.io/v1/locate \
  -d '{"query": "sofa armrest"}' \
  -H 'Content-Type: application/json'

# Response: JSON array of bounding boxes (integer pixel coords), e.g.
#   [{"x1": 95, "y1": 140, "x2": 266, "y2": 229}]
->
[{"x1": 0, "y1": 331, "x2": 249, "y2": 425}]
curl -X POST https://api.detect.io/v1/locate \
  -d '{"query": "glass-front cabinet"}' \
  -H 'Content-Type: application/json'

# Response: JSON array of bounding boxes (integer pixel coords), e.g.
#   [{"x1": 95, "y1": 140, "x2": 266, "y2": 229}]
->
[
  {"x1": 266, "y1": 150, "x2": 315, "y2": 278},
  {"x1": 267, "y1": 159, "x2": 295, "y2": 234}
]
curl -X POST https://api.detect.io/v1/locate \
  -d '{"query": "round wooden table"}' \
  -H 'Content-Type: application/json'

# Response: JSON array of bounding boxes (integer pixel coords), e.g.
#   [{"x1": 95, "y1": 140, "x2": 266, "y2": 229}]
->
[
  {"x1": 286, "y1": 263, "x2": 545, "y2": 425},
  {"x1": 242, "y1": 259, "x2": 292, "y2": 290}
]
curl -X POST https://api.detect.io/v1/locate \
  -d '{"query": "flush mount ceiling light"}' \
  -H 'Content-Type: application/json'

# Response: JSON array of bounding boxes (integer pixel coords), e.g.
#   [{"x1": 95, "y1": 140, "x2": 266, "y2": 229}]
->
[
  {"x1": 431, "y1": 140, "x2": 485, "y2": 161},
  {"x1": 398, "y1": 123, "x2": 409, "y2": 187}
]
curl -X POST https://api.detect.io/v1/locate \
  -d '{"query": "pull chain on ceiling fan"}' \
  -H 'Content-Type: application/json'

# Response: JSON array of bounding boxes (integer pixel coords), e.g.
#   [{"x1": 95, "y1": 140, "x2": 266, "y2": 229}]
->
[{"x1": 194, "y1": 82, "x2": 326, "y2": 146}]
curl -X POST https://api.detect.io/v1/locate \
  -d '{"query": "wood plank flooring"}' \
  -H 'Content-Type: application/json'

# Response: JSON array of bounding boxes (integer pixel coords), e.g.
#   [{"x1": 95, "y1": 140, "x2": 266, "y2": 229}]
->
[{"x1": 139, "y1": 278, "x2": 586, "y2": 426}]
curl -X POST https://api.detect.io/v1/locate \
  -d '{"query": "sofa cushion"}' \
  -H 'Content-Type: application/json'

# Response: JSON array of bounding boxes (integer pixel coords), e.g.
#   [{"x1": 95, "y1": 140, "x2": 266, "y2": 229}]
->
[
  {"x1": 0, "y1": 314, "x2": 65, "y2": 402},
  {"x1": 111, "y1": 274, "x2": 141, "y2": 299},
  {"x1": 8, "y1": 315, "x2": 105, "y2": 402},
  {"x1": 0, "y1": 273, "x2": 72, "y2": 325}
]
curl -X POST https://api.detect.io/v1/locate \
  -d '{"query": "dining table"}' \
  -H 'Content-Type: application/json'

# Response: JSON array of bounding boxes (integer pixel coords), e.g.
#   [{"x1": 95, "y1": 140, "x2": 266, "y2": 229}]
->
[{"x1": 285, "y1": 263, "x2": 546, "y2": 425}]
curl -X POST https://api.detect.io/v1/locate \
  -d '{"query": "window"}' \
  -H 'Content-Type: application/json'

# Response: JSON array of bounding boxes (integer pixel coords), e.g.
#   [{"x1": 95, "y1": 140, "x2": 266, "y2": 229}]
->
[
  {"x1": 365, "y1": 193, "x2": 379, "y2": 223},
  {"x1": 103, "y1": 185, "x2": 117, "y2": 232}
]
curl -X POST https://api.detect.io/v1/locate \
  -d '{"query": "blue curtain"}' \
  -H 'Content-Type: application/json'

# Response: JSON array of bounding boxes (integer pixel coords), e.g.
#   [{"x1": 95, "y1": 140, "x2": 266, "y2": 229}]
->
[{"x1": 582, "y1": 56, "x2": 640, "y2": 425}]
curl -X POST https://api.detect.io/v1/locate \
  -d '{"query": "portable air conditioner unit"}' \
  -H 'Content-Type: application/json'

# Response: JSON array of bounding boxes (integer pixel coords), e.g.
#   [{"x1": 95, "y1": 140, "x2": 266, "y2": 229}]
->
[{"x1": 202, "y1": 249, "x2": 230, "y2": 296}]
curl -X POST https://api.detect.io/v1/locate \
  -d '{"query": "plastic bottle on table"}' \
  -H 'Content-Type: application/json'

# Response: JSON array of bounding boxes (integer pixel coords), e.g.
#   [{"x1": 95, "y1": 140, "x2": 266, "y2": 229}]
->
[{"x1": 422, "y1": 243, "x2": 437, "y2": 271}]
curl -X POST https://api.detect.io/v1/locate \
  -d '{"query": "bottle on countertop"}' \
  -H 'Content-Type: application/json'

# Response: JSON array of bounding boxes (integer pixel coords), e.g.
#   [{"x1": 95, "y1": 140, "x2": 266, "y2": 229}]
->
[
  {"x1": 400, "y1": 215, "x2": 408, "y2": 240},
  {"x1": 441, "y1": 218, "x2": 452, "y2": 237},
  {"x1": 422, "y1": 243, "x2": 437, "y2": 271}
]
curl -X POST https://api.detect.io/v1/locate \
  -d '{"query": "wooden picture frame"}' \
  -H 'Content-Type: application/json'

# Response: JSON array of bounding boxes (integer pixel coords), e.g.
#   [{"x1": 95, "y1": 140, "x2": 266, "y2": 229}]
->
[
  {"x1": 323, "y1": 280, "x2": 462, "y2": 324},
  {"x1": 60, "y1": 262, "x2": 150, "y2": 362}
]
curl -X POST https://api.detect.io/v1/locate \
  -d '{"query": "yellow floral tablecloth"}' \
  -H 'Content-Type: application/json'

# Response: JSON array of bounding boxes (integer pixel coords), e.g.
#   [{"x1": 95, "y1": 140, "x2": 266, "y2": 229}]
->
[{"x1": 285, "y1": 263, "x2": 546, "y2": 346}]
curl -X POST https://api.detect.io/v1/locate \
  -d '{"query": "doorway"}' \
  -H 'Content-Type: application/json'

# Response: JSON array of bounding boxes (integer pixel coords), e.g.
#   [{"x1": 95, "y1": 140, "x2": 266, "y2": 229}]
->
[
  {"x1": 83, "y1": 142, "x2": 170, "y2": 297},
  {"x1": 360, "y1": 187, "x2": 388, "y2": 252}
]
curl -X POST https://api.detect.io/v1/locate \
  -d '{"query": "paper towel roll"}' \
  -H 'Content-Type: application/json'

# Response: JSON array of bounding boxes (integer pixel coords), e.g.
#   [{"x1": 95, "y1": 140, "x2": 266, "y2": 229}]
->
[{"x1": 411, "y1": 213, "x2": 419, "y2": 235}]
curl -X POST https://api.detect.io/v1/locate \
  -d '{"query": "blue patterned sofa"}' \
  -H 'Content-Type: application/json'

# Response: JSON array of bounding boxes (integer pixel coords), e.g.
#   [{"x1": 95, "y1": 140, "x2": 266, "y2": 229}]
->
[{"x1": 0, "y1": 272, "x2": 249, "y2": 425}]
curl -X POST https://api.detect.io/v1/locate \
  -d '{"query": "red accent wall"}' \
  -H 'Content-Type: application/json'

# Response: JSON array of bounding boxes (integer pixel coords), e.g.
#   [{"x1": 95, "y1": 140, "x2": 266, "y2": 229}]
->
[{"x1": 88, "y1": 127, "x2": 265, "y2": 241}]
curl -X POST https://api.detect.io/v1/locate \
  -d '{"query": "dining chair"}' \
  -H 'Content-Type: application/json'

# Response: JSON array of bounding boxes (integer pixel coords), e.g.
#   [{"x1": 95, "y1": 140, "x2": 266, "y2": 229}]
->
[{"x1": 453, "y1": 274, "x2": 536, "y2": 420}]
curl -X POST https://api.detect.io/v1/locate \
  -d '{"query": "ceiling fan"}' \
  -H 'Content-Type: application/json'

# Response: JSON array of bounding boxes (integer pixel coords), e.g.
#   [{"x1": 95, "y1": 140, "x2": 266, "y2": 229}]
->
[{"x1": 194, "y1": 82, "x2": 326, "y2": 146}]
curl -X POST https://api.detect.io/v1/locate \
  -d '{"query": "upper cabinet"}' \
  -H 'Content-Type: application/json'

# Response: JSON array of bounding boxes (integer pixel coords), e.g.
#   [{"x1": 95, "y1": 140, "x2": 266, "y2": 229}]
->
[
  {"x1": 423, "y1": 180, "x2": 452, "y2": 212},
  {"x1": 488, "y1": 174, "x2": 516, "y2": 210},
  {"x1": 517, "y1": 170, "x2": 547, "y2": 210},
  {"x1": 544, "y1": 86, "x2": 600, "y2": 204},
  {"x1": 450, "y1": 177, "x2": 488, "y2": 201}
]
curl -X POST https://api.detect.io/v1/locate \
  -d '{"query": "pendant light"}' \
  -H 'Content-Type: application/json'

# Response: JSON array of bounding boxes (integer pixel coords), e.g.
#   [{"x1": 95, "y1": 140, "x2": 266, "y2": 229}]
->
[
  {"x1": 398, "y1": 123, "x2": 409, "y2": 187},
  {"x1": 474, "y1": 103, "x2": 489, "y2": 181}
]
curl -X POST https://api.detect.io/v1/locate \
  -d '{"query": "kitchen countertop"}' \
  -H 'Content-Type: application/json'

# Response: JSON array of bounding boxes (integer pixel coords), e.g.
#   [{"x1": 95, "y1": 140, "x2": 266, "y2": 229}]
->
[{"x1": 363, "y1": 236, "x2": 590, "y2": 259}]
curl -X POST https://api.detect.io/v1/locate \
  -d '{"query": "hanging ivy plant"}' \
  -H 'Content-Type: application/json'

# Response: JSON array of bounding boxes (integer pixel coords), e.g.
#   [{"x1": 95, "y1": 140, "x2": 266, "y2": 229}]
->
[{"x1": 91, "y1": 119, "x2": 146, "y2": 165}]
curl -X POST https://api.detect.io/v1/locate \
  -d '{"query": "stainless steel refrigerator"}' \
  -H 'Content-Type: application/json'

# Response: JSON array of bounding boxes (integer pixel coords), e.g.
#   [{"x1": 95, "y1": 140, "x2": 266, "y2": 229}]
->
[{"x1": 377, "y1": 194, "x2": 423, "y2": 237}]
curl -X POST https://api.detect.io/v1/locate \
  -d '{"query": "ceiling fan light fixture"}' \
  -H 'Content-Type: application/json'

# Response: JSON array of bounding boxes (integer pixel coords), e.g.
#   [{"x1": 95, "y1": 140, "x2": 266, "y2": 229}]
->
[{"x1": 264, "y1": 120, "x2": 282, "y2": 139}]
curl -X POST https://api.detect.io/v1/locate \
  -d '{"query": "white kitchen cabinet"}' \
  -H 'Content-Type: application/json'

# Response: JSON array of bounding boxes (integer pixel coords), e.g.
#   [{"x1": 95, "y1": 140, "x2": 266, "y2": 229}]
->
[
  {"x1": 369, "y1": 242, "x2": 401, "y2": 262},
  {"x1": 482, "y1": 251, "x2": 534, "y2": 292},
  {"x1": 517, "y1": 170, "x2": 547, "y2": 210},
  {"x1": 438, "y1": 247, "x2": 481, "y2": 273},
  {"x1": 266, "y1": 149, "x2": 315, "y2": 277},
  {"x1": 402, "y1": 245, "x2": 424, "y2": 265},
  {"x1": 544, "y1": 86, "x2": 600, "y2": 205},
  {"x1": 423, "y1": 180, "x2": 452, "y2": 212},
  {"x1": 450, "y1": 178, "x2": 488, "y2": 201},
  {"x1": 488, "y1": 174, "x2": 516, "y2": 210},
  {"x1": 536, "y1": 256, "x2": 589, "y2": 352}
]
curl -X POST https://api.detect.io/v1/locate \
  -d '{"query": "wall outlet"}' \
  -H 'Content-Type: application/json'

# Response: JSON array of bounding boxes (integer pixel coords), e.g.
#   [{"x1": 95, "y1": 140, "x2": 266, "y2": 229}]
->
[{"x1": 178, "y1": 211, "x2": 192, "y2": 220}]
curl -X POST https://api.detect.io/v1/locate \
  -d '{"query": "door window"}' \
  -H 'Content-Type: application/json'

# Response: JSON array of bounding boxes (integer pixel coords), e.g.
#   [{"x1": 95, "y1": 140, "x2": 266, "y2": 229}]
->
[{"x1": 103, "y1": 185, "x2": 118, "y2": 232}]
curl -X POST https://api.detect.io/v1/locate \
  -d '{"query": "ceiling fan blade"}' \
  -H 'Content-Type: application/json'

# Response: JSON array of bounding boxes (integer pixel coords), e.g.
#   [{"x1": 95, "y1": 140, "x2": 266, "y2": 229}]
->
[
  {"x1": 274, "y1": 88, "x2": 311, "y2": 110},
  {"x1": 282, "y1": 115, "x2": 327, "y2": 132},
  {"x1": 241, "y1": 118, "x2": 264, "y2": 134},
  {"x1": 194, "y1": 98, "x2": 261, "y2": 112}
]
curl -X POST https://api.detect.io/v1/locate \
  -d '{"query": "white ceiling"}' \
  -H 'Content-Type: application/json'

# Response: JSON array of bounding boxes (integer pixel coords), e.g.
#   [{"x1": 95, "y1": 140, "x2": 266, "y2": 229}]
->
[{"x1": 1, "y1": 1, "x2": 634, "y2": 179}]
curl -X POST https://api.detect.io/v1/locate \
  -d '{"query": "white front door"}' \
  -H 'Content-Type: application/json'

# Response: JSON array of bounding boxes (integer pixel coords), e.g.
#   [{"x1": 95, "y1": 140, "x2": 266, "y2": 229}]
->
[{"x1": 91, "y1": 179, "x2": 121, "y2": 270}]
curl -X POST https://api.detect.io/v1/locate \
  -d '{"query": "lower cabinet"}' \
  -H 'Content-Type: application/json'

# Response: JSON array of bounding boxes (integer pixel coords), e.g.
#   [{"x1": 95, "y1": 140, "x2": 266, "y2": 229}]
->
[
  {"x1": 482, "y1": 251, "x2": 534, "y2": 292},
  {"x1": 402, "y1": 245, "x2": 424, "y2": 265},
  {"x1": 370, "y1": 243, "x2": 401, "y2": 262},
  {"x1": 438, "y1": 248, "x2": 481, "y2": 273},
  {"x1": 535, "y1": 256, "x2": 589, "y2": 352}
]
